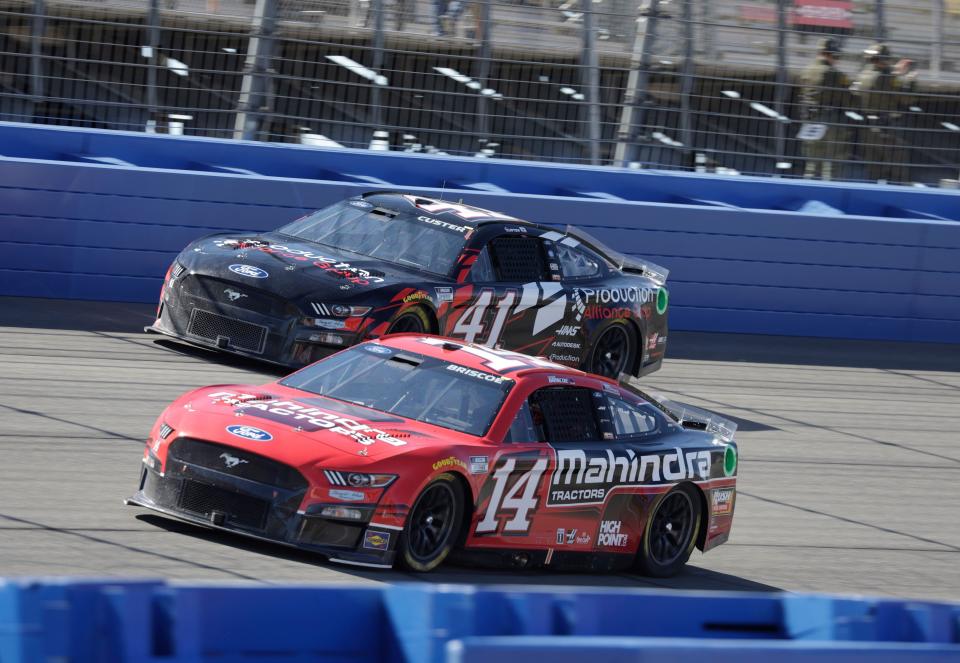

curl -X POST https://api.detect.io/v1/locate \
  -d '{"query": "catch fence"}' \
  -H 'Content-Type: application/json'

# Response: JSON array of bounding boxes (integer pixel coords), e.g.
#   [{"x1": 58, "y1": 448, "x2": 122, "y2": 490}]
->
[{"x1": 1, "y1": 0, "x2": 959, "y2": 183}]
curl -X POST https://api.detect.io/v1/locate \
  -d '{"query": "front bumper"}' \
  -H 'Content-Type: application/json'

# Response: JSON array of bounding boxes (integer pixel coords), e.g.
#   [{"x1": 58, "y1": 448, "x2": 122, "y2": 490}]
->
[
  {"x1": 151, "y1": 275, "x2": 358, "y2": 367},
  {"x1": 127, "y1": 450, "x2": 397, "y2": 568}
]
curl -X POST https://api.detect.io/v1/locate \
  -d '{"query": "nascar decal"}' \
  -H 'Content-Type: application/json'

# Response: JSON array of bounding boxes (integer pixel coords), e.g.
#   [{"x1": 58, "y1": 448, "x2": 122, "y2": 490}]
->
[{"x1": 208, "y1": 392, "x2": 406, "y2": 446}]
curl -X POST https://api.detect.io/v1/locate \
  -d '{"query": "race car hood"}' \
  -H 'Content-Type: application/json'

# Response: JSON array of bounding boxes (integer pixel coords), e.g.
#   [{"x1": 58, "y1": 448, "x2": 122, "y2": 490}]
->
[
  {"x1": 167, "y1": 384, "x2": 456, "y2": 468},
  {"x1": 178, "y1": 232, "x2": 432, "y2": 302}
]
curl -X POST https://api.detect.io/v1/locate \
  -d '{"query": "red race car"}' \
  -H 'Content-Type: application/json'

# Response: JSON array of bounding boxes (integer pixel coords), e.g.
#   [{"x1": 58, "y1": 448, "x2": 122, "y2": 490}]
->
[{"x1": 128, "y1": 335, "x2": 738, "y2": 576}]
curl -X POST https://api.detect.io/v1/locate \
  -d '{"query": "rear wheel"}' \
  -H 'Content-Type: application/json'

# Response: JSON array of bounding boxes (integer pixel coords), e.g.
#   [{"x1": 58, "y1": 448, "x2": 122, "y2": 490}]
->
[
  {"x1": 636, "y1": 484, "x2": 701, "y2": 577},
  {"x1": 397, "y1": 474, "x2": 464, "y2": 572},
  {"x1": 586, "y1": 322, "x2": 636, "y2": 378},
  {"x1": 387, "y1": 307, "x2": 431, "y2": 334}
]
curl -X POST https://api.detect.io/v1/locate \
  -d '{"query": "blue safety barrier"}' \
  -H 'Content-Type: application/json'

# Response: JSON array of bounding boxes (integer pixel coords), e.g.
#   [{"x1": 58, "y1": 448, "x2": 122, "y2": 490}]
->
[
  {"x1": 1, "y1": 580, "x2": 959, "y2": 662},
  {"x1": 1, "y1": 122, "x2": 959, "y2": 342}
]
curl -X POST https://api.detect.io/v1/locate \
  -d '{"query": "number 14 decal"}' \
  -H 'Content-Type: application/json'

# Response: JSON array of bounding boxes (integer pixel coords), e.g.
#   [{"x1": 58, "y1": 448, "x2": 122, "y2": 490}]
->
[
  {"x1": 476, "y1": 456, "x2": 548, "y2": 535},
  {"x1": 452, "y1": 288, "x2": 517, "y2": 346}
]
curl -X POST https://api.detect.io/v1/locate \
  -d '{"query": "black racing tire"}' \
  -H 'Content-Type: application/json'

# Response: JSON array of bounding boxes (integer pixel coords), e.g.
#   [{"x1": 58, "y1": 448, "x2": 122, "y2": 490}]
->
[
  {"x1": 636, "y1": 483, "x2": 701, "y2": 577},
  {"x1": 397, "y1": 473, "x2": 464, "y2": 572},
  {"x1": 386, "y1": 307, "x2": 432, "y2": 335},
  {"x1": 585, "y1": 320, "x2": 637, "y2": 379}
]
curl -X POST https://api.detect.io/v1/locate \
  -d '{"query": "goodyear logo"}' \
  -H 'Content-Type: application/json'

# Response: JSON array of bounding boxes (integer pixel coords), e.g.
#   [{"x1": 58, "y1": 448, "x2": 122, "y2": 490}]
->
[
  {"x1": 432, "y1": 456, "x2": 466, "y2": 471},
  {"x1": 363, "y1": 530, "x2": 391, "y2": 551}
]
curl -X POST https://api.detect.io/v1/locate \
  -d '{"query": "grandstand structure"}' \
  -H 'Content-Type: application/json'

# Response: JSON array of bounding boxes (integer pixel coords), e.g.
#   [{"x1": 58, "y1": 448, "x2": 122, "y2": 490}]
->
[{"x1": 1, "y1": 0, "x2": 958, "y2": 183}]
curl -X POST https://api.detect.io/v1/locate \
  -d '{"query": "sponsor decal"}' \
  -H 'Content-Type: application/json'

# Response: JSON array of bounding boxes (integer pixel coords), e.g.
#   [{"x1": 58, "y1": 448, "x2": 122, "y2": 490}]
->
[
  {"x1": 724, "y1": 445, "x2": 738, "y2": 476},
  {"x1": 657, "y1": 335, "x2": 667, "y2": 345},
  {"x1": 583, "y1": 306, "x2": 631, "y2": 320},
  {"x1": 598, "y1": 520, "x2": 629, "y2": 547},
  {"x1": 503, "y1": 226, "x2": 527, "y2": 233},
  {"x1": 432, "y1": 456, "x2": 467, "y2": 471},
  {"x1": 258, "y1": 245, "x2": 384, "y2": 285},
  {"x1": 364, "y1": 344, "x2": 394, "y2": 355},
  {"x1": 403, "y1": 290, "x2": 430, "y2": 303},
  {"x1": 548, "y1": 354, "x2": 578, "y2": 363},
  {"x1": 550, "y1": 341, "x2": 581, "y2": 350},
  {"x1": 228, "y1": 264, "x2": 269, "y2": 279},
  {"x1": 225, "y1": 425, "x2": 273, "y2": 441},
  {"x1": 349, "y1": 199, "x2": 374, "y2": 208},
  {"x1": 330, "y1": 489, "x2": 366, "y2": 502},
  {"x1": 469, "y1": 456, "x2": 488, "y2": 474},
  {"x1": 210, "y1": 392, "x2": 406, "y2": 447},
  {"x1": 656, "y1": 287, "x2": 669, "y2": 315},
  {"x1": 647, "y1": 333, "x2": 659, "y2": 351},
  {"x1": 549, "y1": 262, "x2": 560, "y2": 271},
  {"x1": 224, "y1": 288, "x2": 247, "y2": 302},
  {"x1": 311, "y1": 318, "x2": 347, "y2": 330},
  {"x1": 712, "y1": 488, "x2": 735, "y2": 514},
  {"x1": 578, "y1": 286, "x2": 656, "y2": 305},
  {"x1": 416, "y1": 215, "x2": 473, "y2": 234},
  {"x1": 549, "y1": 447, "x2": 713, "y2": 506},
  {"x1": 219, "y1": 452, "x2": 249, "y2": 468},
  {"x1": 435, "y1": 287, "x2": 454, "y2": 302},
  {"x1": 602, "y1": 383, "x2": 619, "y2": 395},
  {"x1": 363, "y1": 530, "x2": 391, "y2": 551},
  {"x1": 547, "y1": 375, "x2": 574, "y2": 385},
  {"x1": 556, "y1": 528, "x2": 591, "y2": 545},
  {"x1": 556, "y1": 325, "x2": 579, "y2": 337},
  {"x1": 446, "y1": 364, "x2": 504, "y2": 384}
]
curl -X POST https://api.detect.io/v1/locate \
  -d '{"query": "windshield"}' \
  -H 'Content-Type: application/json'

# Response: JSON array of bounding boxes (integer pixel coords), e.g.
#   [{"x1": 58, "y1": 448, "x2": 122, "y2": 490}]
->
[
  {"x1": 279, "y1": 201, "x2": 470, "y2": 277},
  {"x1": 280, "y1": 344, "x2": 511, "y2": 437}
]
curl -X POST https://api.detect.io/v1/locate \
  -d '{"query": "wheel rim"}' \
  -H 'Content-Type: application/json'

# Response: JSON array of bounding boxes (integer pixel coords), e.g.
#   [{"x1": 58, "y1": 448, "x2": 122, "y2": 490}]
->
[
  {"x1": 388, "y1": 313, "x2": 425, "y2": 334},
  {"x1": 649, "y1": 490, "x2": 695, "y2": 566},
  {"x1": 407, "y1": 482, "x2": 456, "y2": 563},
  {"x1": 591, "y1": 325, "x2": 631, "y2": 378}
]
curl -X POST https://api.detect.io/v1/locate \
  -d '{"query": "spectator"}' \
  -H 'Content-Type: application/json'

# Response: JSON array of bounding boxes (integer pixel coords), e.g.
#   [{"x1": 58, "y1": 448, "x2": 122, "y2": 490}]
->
[
  {"x1": 440, "y1": 0, "x2": 481, "y2": 39},
  {"x1": 798, "y1": 38, "x2": 851, "y2": 181},
  {"x1": 851, "y1": 43, "x2": 918, "y2": 183}
]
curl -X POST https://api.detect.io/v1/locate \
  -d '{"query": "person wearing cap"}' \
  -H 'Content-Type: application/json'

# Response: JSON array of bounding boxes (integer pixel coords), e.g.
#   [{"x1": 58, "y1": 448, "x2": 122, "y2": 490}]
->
[
  {"x1": 851, "y1": 43, "x2": 918, "y2": 183},
  {"x1": 798, "y1": 37, "x2": 852, "y2": 180}
]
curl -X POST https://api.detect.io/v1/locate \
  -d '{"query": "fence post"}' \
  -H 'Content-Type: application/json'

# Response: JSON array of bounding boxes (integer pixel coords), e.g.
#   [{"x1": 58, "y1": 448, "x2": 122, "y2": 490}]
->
[
  {"x1": 774, "y1": 0, "x2": 788, "y2": 173},
  {"x1": 875, "y1": 0, "x2": 886, "y2": 41},
  {"x1": 233, "y1": 0, "x2": 278, "y2": 141},
  {"x1": 581, "y1": 0, "x2": 601, "y2": 165},
  {"x1": 30, "y1": 0, "x2": 46, "y2": 109},
  {"x1": 930, "y1": 0, "x2": 944, "y2": 79},
  {"x1": 679, "y1": 0, "x2": 694, "y2": 164},
  {"x1": 474, "y1": 0, "x2": 493, "y2": 153},
  {"x1": 145, "y1": 0, "x2": 159, "y2": 132},
  {"x1": 370, "y1": 0, "x2": 385, "y2": 139},
  {"x1": 614, "y1": 0, "x2": 660, "y2": 166}
]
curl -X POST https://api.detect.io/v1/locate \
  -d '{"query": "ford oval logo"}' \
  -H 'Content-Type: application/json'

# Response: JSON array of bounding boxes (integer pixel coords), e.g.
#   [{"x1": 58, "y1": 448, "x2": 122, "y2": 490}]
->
[
  {"x1": 225, "y1": 425, "x2": 273, "y2": 441},
  {"x1": 229, "y1": 264, "x2": 269, "y2": 279}
]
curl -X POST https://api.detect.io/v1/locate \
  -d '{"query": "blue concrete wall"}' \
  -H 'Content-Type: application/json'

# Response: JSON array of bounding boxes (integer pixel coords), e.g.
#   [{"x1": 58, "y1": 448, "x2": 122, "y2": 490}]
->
[
  {"x1": 1, "y1": 122, "x2": 958, "y2": 343},
  {"x1": 1, "y1": 580, "x2": 959, "y2": 663}
]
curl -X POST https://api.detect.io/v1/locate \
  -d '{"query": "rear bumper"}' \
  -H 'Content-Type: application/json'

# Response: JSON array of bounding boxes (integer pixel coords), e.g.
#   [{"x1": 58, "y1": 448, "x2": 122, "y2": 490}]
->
[{"x1": 128, "y1": 461, "x2": 397, "y2": 568}]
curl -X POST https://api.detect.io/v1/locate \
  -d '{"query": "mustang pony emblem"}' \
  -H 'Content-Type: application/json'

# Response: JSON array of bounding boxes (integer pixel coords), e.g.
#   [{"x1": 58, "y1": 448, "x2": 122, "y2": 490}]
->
[
  {"x1": 224, "y1": 288, "x2": 247, "y2": 302},
  {"x1": 219, "y1": 453, "x2": 249, "y2": 469}
]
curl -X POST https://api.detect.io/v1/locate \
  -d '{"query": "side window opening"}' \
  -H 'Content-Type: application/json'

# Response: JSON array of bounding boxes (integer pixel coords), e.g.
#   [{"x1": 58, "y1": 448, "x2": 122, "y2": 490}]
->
[
  {"x1": 608, "y1": 395, "x2": 660, "y2": 438},
  {"x1": 557, "y1": 243, "x2": 602, "y2": 280},
  {"x1": 469, "y1": 246, "x2": 496, "y2": 282},
  {"x1": 531, "y1": 387, "x2": 600, "y2": 443},
  {"x1": 504, "y1": 402, "x2": 543, "y2": 443},
  {"x1": 490, "y1": 236, "x2": 548, "y2": 282}
]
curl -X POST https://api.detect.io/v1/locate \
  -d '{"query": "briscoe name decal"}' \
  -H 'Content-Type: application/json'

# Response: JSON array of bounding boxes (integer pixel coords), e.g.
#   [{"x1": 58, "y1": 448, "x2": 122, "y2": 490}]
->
[
  {"x1": 550, "y1": 448, "x2": 712, "y2": 506},
  {"x1": 209, "y1": 392, "x2": 405, "y2": 446}
]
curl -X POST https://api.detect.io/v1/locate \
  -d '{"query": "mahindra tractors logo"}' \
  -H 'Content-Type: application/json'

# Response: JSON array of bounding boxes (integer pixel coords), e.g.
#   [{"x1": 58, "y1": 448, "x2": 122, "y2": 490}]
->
[
  {"x1": 224, "y1": 288, "x2": 247, "y2": 302},
  {"x1": 219, "y1": 452, "x2": 249, "y2": 468}
]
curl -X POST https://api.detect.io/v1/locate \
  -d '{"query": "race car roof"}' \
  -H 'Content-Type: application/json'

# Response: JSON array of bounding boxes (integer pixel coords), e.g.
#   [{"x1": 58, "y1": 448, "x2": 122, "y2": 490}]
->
[
  {"x1": 359, "y1": 191, "x2": 542, "y2": 230},
  {"x1": 374, "y1": 334, "x2": 590, "y2": 379}
]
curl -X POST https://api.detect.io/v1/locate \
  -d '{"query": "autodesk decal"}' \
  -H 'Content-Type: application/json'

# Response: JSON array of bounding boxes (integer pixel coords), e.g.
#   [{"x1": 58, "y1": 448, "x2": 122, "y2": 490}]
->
[{"x1": 549, "y1": 447, "x2": 713, "y2": 506}]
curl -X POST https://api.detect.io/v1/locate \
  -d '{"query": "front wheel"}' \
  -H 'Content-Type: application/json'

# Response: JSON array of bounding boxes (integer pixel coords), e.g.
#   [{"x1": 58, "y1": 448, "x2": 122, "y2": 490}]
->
[
  {"x1": 386, "y1": 307, "x2": 431, "y2": 334},
  {"x1": 397, "y1": 474, "x2": 464, "y2": 572},
  {"x1": 586, "y1": 322, "x2": 636, "y2": 379},
  {"x1": 636, "y1": 484, "x2": 701, "y2": 577}
]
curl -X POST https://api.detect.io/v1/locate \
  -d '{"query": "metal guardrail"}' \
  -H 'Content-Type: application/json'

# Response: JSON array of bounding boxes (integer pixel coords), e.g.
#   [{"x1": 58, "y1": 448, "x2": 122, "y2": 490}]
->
[{"x1": 0, "y1": 0, "x2": 958, "y2": 184}]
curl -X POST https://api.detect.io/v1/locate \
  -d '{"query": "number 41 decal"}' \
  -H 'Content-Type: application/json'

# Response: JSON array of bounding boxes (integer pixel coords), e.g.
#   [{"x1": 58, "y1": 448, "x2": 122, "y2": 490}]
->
[{"x1": 452, "y1": 288, "x2": 517, "y2": 346}]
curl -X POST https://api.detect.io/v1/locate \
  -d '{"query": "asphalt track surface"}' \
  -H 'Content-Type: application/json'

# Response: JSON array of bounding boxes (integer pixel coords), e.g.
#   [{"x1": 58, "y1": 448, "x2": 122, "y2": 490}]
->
[{"x1": 1, "y1": 297, "x2": 958, "y2": 600}]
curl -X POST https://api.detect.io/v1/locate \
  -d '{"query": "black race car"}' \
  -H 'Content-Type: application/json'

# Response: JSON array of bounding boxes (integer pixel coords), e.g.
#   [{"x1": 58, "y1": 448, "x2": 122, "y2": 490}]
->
[{"x1": 148, "y1": 192, "x2": 670, "y2": 378}]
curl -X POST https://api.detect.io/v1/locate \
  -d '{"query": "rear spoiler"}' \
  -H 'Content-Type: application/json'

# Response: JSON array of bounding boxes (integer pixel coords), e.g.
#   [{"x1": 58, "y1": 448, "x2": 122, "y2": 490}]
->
[
  {"x1": 619, "y1": 374, "x2": 737, "y2": 442},
  {"x1": 564, "y1": 225, "x2": 669, "y2": 286}
]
